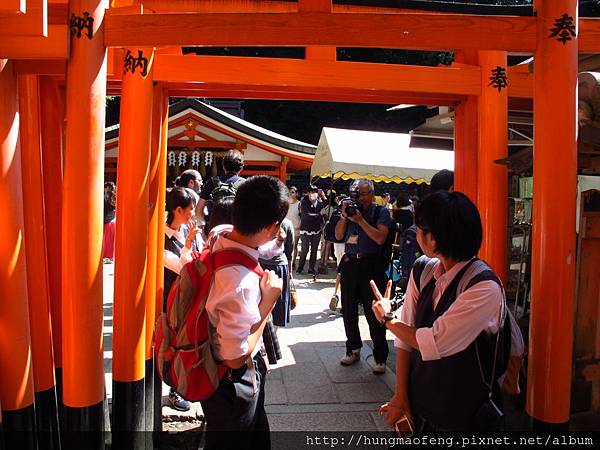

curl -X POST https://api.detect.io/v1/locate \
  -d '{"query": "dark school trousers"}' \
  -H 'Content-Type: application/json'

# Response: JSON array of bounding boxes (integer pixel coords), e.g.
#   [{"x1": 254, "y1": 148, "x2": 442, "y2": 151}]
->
[
  {"x1": 298, "y1": 232, "x2": 321, "y2": 272},
  {"x1": 200, "y1": 354, "x2": 270, "y2": 450},
  {"x1": 340, "y1": 255, "x2": 389, "y2": 364}
]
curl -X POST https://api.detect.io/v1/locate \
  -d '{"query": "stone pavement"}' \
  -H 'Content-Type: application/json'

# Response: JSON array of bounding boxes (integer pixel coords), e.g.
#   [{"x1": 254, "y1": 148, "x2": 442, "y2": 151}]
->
[
  {"x1": 265, "y1": 269, "x2": 396, "y2": 433},
  {"x1": 102, "y1": 260, "x2": 398, "y2": 434}
]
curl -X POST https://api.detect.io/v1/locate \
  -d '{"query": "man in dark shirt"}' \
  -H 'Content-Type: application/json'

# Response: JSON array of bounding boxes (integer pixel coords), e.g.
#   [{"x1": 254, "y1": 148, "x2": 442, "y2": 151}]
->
[
  {"x1": 335, "y1": 179, "x2": 391, "y2": 374},
  {"x1": 197, "y1": 149, "x2": 245, "y2": 225}
]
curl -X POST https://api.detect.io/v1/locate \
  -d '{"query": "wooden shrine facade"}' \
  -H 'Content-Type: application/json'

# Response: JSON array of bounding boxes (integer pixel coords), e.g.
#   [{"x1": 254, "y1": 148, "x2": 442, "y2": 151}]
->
[{"x1": 104, "y1": 99, "x2": 315, "y2": 183}]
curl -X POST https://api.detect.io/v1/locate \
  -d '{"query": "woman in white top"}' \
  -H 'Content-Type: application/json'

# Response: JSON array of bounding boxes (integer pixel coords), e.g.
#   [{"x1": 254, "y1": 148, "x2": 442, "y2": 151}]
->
[{"x1": 285, "y1": 186, "x2": 301, "y2": 267}]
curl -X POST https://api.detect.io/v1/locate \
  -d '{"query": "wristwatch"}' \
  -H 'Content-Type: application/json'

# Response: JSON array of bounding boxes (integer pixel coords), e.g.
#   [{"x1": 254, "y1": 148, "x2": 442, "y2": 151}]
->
[{"x1": 380, "y1": 312, "x2": 394, "y2": 327}]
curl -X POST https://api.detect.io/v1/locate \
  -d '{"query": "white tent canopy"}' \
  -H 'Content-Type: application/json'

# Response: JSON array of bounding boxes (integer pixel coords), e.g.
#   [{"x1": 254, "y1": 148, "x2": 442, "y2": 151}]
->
[{"x1": 311, "y1": 127, "x2": 454, "y2": 184}]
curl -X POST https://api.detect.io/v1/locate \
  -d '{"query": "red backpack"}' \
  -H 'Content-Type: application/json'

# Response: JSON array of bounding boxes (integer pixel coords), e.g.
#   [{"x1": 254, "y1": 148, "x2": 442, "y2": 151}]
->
[{"x1": 154, "y1": 245, "x2": 263, "y2": 401}]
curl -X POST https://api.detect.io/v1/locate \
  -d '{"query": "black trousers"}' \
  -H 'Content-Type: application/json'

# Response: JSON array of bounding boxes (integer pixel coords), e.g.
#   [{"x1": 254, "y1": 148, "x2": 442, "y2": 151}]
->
[
  {"x1": 200, "y1": 354, "x2": 270, "y2": 450},
  {"x1": 340, "y1": 256, "x2": 389, "y2": 364},
  {"x1": 297, "y1": 232, "x2": 321, "y2": 272}
]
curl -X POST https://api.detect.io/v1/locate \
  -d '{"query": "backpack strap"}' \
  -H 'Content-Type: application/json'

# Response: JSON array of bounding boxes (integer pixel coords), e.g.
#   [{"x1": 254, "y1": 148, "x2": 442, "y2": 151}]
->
[
  {"x1": 232, "y1": 177, "x2": 245, "y2": 189},
  {"x1": 212, "y1": 248, "x2": 264, "y2": 277},
  {"x1": 365, "y1": 204, "x2": 382, "y2": 227}
]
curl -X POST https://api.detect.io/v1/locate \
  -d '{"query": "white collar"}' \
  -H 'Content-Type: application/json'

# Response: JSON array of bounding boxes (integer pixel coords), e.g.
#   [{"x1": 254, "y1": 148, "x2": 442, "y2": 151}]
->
[
  {"x1": 164, "y1": 223, "x2": 184, "y2": 242},
  {"x1": 433, "y1": 257, "x2": 475, "y2": 284}
]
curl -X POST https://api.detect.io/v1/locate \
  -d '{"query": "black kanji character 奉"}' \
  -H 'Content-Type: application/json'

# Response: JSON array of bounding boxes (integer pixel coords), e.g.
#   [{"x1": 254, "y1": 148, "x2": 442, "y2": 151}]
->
[
  {"x1": 70, "y1": 12, "x2": 94, "y2": 40},
  {"x1": 123, "y1": 50, "x2": 149, "y2": 77},
  {"x1": 488, "y1": 66, "x2": 508, "y2": 92},
  {"x1": 548, "y1": 13, "x2": 576, "y2": 44}
]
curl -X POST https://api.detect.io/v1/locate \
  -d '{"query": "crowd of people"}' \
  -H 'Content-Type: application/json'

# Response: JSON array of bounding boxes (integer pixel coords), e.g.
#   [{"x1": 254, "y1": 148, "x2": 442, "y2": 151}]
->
[{"x1": 103, "y1": 150, "x2": 522, "y2": 447}]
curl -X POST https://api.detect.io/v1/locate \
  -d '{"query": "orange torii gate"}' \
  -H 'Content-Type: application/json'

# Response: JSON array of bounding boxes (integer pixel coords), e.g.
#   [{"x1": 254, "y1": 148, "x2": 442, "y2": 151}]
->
[{"x1": 0, "y1": 0, "x2": 593, "y2": 447}]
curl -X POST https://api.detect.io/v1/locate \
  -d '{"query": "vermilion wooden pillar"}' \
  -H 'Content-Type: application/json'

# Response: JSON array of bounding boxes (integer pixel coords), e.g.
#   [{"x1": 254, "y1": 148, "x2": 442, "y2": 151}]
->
[
  {"x1": 477, "y1": 51, "x2": 508, "y2": 283},
  {"x1": 144, "y1": 82, "x2": 163, "y2": 432},
  {"x1": 62, "y1": 0, "x2": 108, "y2": 441},
  {"x1": 280, "y1": 156, "x2": 289, "y2": 183},
  {"x1": 39, "y1": 75, "x2": 65, "y2": 425},
  {"x1": 112, "y1": 47, "x2": 154, "y2": 440},
  {"x1": 453, "y1": 50, "x2": 479, "y2": 203},
  {"x1": 529, "y1": 0, "x2": 578, "y2": 429},
  {"x1": 18, "y1": 74, "x2": 60, "y2": 448},
  {"x1": 153, "y1": 87, "x2": 169, "y2": 433},
  {"x1": 0, "y1": 60, "x2": 36, "y2": 449}
]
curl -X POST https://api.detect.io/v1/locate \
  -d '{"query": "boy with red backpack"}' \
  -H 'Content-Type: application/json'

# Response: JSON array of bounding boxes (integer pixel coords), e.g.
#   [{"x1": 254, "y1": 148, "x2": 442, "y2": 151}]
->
[{"x1": 156, "y1": 175, "x2": 289, "y2": 450}]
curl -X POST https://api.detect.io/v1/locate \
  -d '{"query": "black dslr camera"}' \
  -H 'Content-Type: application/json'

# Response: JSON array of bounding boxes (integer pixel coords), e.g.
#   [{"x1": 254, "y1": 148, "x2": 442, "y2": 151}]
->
[{"x1": 345, "y1": 189, "x2": 361, "y2": 217}]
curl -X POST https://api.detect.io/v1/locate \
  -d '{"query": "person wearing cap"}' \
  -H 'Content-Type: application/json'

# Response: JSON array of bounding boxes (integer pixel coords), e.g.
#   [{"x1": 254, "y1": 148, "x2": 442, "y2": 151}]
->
[{"x1": 297, "y1": 185, "x2": 324, "y2": 275}]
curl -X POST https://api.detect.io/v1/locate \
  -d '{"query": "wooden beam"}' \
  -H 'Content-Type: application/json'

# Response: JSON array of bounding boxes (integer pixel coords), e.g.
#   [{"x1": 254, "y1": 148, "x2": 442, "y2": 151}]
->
[
  {"x1": 14, "y1": 59, "x2": 66, "y2": 75},
  {"x1": 48, "y1": 1, "x2": 67, "y2": 24},
  {"x1": 167, "y1": 139, "x2": 235, "y2": 149},
  {"x1": 298, "y1": 0, "x2": 330, "y2": 13},
  {"x1": 138, "y1": 0, "x2": 297, "y2": 13},
  {"x1": 306, "y1": 46, "x2": 336, "y2": 61},
  {"x1": 105, "y1": 11, "x2": 539, "y2": 52},
  {"x1": 507, "y1": 69, "x2": 533, "y2": 98},
  {"x1": 0, "y1": 0, "x2": 26, "y2": 14},
  {"x1": 107, "y1": 47, "x2": 125, "y2": 80},
  {"x1": 116, "y1": 0, "x2": 442, "y2": 14},
  {"x1": 0, "y1": 25, "x2": 67, "y2": 59},
  {"x1": 156, "y1": 83, "x2": 463, "y2": 105},
  {"x1": 0, "y1": 0, "x2": 46, "y2": 37},
  {"x1": 154, "y1": 54, "x2": 482, "y2": 96},
  {"x1": 580, "y1": 18, "x2": 600, "y2": 53}
]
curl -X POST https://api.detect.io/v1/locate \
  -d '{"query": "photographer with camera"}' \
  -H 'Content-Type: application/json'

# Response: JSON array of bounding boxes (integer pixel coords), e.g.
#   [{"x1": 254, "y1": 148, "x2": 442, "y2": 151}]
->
[{"x1": 335, "y1": 179, "x2": 391, "y2": 374}]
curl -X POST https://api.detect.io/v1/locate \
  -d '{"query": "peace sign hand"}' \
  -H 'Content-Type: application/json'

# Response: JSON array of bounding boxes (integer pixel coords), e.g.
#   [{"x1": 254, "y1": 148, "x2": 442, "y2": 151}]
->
[{"x1": 370, "y1": 279, "x2": 393, "y2": 322}]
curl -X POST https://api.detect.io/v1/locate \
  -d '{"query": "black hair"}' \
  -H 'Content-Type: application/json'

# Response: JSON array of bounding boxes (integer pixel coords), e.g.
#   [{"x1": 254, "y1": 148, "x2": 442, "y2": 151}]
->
[
  {"x1": 382, "y1": 192, "x2": 390, "y2": 197},
  {"x1": 233, "y1": 175, "x2": 289, "y2": 235},
  {"x1": 430, "y1": 169, "x2": 454, "y2": 192},
  {"x1": 395, "y1": 193, "x2": 411, "y2": 208},
  {"x1": 410, "y1": 195, "x2": 421, "y2": 210},
  {"x1": 166, "y1": 187, "x2": 195, "y2": 225},
  {"x1": 328, "y1": 191, "x2": 337, "y2": 206},
  {"x1": 307, "y1": 184, "x2": 318, "y2": 193},
  {"x1": 176, "y1": 170, "x2": 201, "y2": 188},
  {"x1": 207, "y1": 196, "x2": 235, "y2": 234},
  {"x1": 104, "y1": 181, "x2": 116, "y2": 192},
  {"x1": 223, "y1": 149, "x2": 244, "y2": 173},
  {"x1": 289, "y1": 185, "x2": 298, "y2": 193},
  {"x1": 415, "y1": 191, "x2": 482, "y2": 261}
]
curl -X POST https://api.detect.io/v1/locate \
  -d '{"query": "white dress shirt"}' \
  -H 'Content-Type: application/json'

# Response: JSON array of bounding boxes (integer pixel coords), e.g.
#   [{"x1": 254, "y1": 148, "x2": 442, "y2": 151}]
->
[
  {"x1": 205, "y1": 231, "x2": 263, "y2": 361},
  {"x1": 394, "y1": 258, "x2": 502, "y2": 362},
  {"x1": 164, "y1": 224, "x2": 193, "y2": 275},
  {"x1": 286, "y1": 198, "x2": 301, "y2": 230}
]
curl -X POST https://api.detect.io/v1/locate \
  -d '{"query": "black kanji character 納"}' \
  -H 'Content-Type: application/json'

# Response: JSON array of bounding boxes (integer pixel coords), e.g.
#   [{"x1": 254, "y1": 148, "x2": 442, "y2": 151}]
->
[
  {"x1": 123, "y1": 50, "x2": 149, "y2": 77},
  {"x1": 70, "y1": 12, "x2": 94, "y2": 40}
]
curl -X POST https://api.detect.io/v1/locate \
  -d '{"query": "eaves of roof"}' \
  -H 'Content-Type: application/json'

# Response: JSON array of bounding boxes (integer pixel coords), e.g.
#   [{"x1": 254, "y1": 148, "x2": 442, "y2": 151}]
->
[
  {"x1": 106, "y1": 99, "x2": 317, "y2": 157},
  {"x1": 168, "y1": 99, "x2": 316, "y2": 155}
]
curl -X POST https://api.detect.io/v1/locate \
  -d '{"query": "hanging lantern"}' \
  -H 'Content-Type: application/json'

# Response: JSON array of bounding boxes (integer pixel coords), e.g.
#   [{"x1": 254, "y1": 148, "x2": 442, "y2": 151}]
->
[
  {"x1": 199, "y1": 153, "x2": 206, "y2": 177},
  {"x1": 167, "y1": 151, "x2": 176, "y2": 167},
  {"x1": 191, "y1": 150, "x2": 201, "y2": 167},
  {"x1": 178, "y1": 151, "x2": 187, "y2": 166},
  {"x1": 204, "y1": 151, "x2": 213, "y2": 167}
]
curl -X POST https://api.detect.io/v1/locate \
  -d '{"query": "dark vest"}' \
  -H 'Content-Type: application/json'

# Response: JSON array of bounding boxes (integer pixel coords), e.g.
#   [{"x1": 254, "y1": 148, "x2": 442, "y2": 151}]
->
[
  {"x1": 163, "y1": 234, "x2": 184, "y2": 312},
  {"x1": 408, "y1": 258, "x2": 506, "y2": 431}
]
